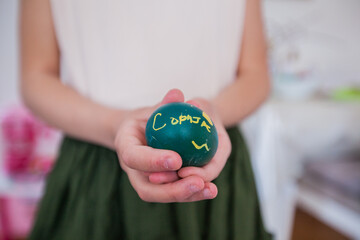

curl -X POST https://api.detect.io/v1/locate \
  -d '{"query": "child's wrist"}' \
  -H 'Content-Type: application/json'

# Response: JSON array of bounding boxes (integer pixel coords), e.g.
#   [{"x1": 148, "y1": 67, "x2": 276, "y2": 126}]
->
[{"x1": 103, "y1": 108, "x2": 128, "y2": 149}]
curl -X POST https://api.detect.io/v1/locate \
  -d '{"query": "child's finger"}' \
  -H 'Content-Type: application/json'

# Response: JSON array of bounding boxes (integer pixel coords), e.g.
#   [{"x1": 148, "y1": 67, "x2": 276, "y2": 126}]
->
[
  {"x1": 133, "y1": 175, "x2": 206, "y2": 203},
  {"x1": 184, "y1": 182, "x2": 218, "y2": 202},
  {"x1": 160, "y1": 88, "x2": 185, "y2": 105},
  {"x1": 120, "y1": 144, "x2": 182, "y2": 172},
  {"x1": 148, "y1": 171, "x2": 179, "y2": 184},
  {"x1": 139, "y1": 88, "x2": 185, "y2": 119},
  {"x1": 142, "y1": 171, "x2": 151, "y2": 176},
  {"x1": 148, "y1": 89, "x2": 185, "y2": 115},
  {"x1": 186, "y1": 100, "x2": 201, "y2": 108}
]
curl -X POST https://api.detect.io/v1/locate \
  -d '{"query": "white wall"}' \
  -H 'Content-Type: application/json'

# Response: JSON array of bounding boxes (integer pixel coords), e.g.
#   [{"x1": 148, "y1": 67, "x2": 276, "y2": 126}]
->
[
  {"x1": 264, "y1": 0, "x2": 360, "y2": 90},
  {"x1": 0, "y1": 0, "x2": 20, "y2": 108}
]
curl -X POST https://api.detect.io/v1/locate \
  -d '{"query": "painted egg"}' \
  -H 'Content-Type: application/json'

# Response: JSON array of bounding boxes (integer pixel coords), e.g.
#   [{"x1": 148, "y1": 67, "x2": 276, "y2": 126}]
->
[{"x1": 145, "y1": 102, "x2": 218, "y2": 167}]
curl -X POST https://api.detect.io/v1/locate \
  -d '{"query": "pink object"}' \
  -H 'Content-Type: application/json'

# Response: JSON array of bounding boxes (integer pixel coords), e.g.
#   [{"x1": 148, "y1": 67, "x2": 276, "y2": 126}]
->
[
  {"x1": 0, "y1": 197, "x2": 11, "y2": 240},
  {"x1": 0, "y1": 106, "x2": 61, "y2": 239},
  {"x1": 0, "y1": 196, "x2": 37, "y2": 239},
  {"x1": 1, "y1": 107, "x2": 37, "y2": 174}
]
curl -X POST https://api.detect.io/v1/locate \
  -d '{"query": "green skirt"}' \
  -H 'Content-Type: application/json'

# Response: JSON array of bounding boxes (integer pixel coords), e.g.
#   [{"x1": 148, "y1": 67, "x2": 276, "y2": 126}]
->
[{"x1": 29, "y1": 127, "x2": 272, "y2": 240}]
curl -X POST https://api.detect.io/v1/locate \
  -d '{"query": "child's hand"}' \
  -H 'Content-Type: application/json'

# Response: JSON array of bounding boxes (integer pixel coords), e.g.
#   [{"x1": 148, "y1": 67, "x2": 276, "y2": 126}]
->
[
  {"x1": 177, "y1": 98, "x2": 232, "y2": 183},
  {"x1": 148, "y1": 98, "x2": 232, "y2": 194},
  {"x1": 114, "y1": 89, "x2": 218, "y2": 202},
  {"x1": 150, "y1": 99, "x2": 231, "y2": 186}
]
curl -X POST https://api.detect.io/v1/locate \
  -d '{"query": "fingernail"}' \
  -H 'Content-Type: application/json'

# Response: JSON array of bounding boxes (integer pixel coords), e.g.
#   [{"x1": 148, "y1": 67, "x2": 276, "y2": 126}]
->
[
  {"x1": 203, "y1": 188, "x2": 212, "y2": 199},
  {"x1": 164, "y1": 158, "x2": 172, "y2": 169},
  {"x1": 164, "y1": 158, "x2": 178, "y2": 169},
  {"x1": 164, "y1": 159, "x2": 170, "y2": 169},
  {"x1": 189, "y1": 184, "x2": 202, "y2": 193}
]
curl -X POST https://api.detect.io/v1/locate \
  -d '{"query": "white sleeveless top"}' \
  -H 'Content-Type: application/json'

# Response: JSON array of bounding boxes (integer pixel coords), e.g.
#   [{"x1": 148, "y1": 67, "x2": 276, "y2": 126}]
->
[{"x1": 50, "y1": 0, "x2": 246, "y2": 109}]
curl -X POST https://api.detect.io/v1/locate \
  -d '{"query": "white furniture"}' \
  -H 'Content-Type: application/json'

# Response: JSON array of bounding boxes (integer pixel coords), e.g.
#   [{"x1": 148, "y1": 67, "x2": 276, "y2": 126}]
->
[
  {"x1": 242, "y1": 98, "x2": 360, "y2": 240},
  {"x1": 297, "y1": 182, "x2": 360, "y2": 239}
]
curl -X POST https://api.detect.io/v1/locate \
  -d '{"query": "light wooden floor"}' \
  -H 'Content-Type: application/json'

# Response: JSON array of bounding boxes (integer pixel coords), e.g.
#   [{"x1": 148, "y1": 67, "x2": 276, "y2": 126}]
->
[{"x1": 291, "y1": 208, "x2": 351, "y2": 240}]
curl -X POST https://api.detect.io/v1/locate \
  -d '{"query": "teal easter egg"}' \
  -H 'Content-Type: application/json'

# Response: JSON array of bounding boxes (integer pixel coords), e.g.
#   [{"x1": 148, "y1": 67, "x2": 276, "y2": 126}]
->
[{"x1": 145, "y1": 102, "x2": 218, "y2": 167}]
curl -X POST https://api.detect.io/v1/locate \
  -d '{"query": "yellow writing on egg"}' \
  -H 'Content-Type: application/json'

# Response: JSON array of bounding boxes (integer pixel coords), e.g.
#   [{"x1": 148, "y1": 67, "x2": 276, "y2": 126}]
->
[
  {"x1": 202, "y1": 112, "x2": 213, "y2": 126},
  {"x1": 201, "y1": 121, "x2": 211, "y2": 133},
  {"x1": 152, "y1": 113, "x2": 166, "y2": 131},
  {"x1": 170, "y1": 115, "x2": 201, "y2": 125},
  {"x1": 169, "y1": 114, "x2": 210, "y2": 133},
  {"x1": 152, "y1": 111, "x2": 213, "y2": 152},
  {"x1": 192, "y1": 141, "x2": 210, "y2": 151}
]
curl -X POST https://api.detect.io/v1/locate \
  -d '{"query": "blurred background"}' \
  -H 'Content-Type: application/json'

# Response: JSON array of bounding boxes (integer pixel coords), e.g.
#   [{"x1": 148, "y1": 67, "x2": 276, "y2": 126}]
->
[{"x1": 0, "y1": 0, "x2": 359, "y2": 239}]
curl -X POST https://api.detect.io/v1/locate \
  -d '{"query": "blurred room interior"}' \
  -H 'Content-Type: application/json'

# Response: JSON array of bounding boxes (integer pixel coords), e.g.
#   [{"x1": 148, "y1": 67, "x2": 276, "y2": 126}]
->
[{"x1": 0, "y1": 0, "x2": 359, "y2": 239}]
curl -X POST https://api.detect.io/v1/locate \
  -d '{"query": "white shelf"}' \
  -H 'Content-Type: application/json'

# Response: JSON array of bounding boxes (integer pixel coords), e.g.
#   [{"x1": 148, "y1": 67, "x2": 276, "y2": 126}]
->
[{"x1": 297, "y1": 184, "x2": 360, "y2": 240}]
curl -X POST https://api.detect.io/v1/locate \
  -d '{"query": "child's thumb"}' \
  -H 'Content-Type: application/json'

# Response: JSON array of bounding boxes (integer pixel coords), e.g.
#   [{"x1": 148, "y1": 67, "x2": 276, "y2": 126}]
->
[
  {"x1": 160, "y1": 88, "x2": 185, "y2": 105},
  {"x1": 145, "y1": 89, "x2": 185, "y2": 117}
]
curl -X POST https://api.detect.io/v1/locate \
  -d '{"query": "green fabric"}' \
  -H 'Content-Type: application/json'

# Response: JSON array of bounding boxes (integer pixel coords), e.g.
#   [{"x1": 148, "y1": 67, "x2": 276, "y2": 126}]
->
[{"x1": 29, "y1": 127, "x2": 272, "y2": 240}]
